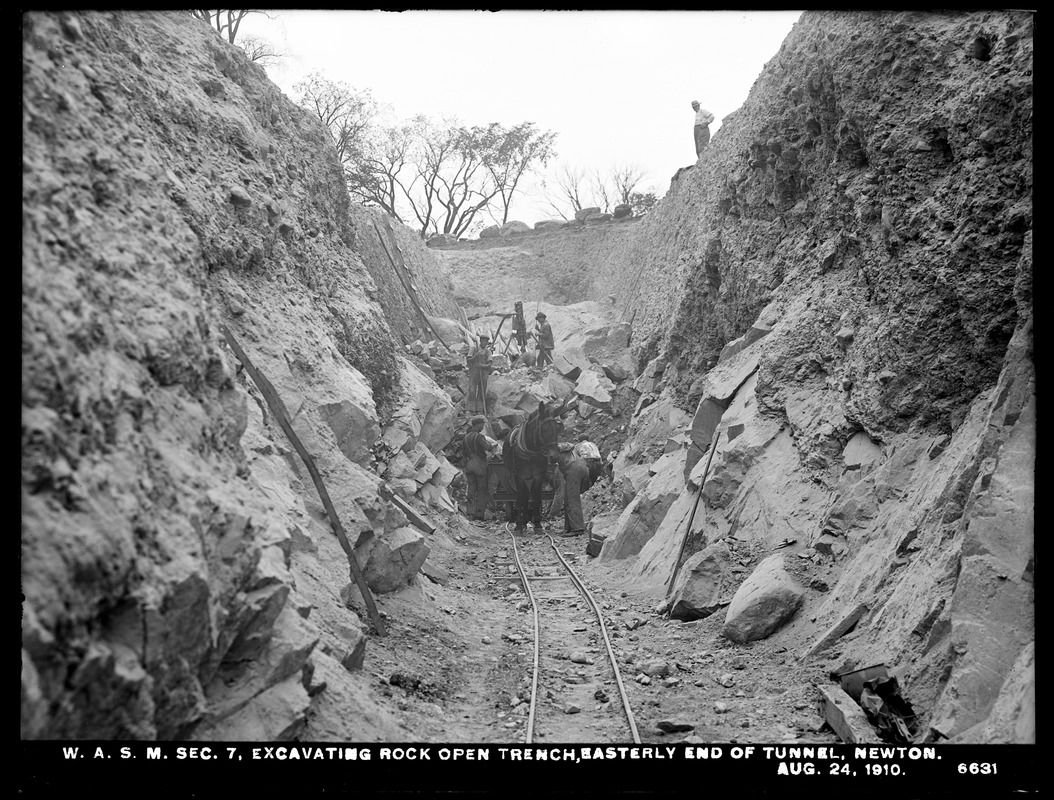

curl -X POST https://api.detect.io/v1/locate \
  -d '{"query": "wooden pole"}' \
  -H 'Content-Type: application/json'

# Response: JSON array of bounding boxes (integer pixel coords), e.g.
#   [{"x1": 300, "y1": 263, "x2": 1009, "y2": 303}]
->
[
  {"x1": 372, "y1": 221, "x2": 451, "y2": 351},
  {"x1": 665, "y1": 426, "x2": 722, "y2": 598},
  {"x1": 221, "y1": 326, "x2": 387, "y2": 636}
]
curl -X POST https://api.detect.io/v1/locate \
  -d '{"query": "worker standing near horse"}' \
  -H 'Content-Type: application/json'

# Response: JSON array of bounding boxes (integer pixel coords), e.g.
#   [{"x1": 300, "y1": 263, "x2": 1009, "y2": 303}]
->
[
  {"x1": 462, "y1": 415, "x2": 499, "y2": 521},
  {"x1": 552, "y1": 435, "x2": 604, "y2": 536},
  {"x1": 466, "y1": 333, "x2": 493, "y2": 413},
  {"x1": 534, "y1": 312, "x2": 554, "y2": 368}
]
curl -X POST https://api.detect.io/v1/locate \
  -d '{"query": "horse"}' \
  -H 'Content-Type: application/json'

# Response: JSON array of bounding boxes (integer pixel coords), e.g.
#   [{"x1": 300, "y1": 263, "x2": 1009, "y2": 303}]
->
[{"x1": 503, "y1": 399, "x2": 568, "y2": 532}]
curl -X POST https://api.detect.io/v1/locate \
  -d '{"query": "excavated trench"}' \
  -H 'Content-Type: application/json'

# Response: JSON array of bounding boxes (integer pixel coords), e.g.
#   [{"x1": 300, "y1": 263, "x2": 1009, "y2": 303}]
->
[{"x1": 22, "y1": 14, "x2": 1032, "y2": 793}]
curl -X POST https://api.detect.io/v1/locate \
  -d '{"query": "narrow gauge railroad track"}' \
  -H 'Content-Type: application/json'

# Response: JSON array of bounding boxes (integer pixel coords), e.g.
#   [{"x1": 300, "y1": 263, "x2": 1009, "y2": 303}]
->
[{"x1": 504, "y1": 524, "x2": 640, "y2": 743}]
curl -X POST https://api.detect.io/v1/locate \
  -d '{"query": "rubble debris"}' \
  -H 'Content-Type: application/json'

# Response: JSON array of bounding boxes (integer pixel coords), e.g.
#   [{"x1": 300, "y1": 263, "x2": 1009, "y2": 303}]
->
[
  {"x1": 836, "y1": 663, "x2": 888, "y2": 701},
  {"x1": 858, "y1": 675, "x2": 918, "y2": 743}
]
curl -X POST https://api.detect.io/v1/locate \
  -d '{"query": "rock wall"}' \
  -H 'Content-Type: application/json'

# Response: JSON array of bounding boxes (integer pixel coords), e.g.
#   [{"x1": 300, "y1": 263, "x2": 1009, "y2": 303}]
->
[
  {"x1": 600, "y1": 10, "x2": 1033, "y2": 742},
  {"x1": 433, "y1": 219, "x2": 640, "y2": 313},
  {"x1": 22, "y1": 11, "x2": 458, "y2": 740},
  {"x1": 608, "y1": 10, "x2": 1032, "y2": 415}
]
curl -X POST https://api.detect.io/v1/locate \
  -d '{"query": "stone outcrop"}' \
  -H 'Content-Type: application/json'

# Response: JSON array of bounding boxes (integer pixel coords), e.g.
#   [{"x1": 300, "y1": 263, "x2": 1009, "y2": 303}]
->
[
  {"x1": 722, "y1": 555, "x2": 805, "y2": 642},
  {"x1": 596, "y1": 9, "x2": 1032, "y2": 741},
  {"x1": 21, "y1": 10, "x2": 459, "y2": 741},
  {"x1": 600, "y1": 450, "x2": 687, "y2": 560}
]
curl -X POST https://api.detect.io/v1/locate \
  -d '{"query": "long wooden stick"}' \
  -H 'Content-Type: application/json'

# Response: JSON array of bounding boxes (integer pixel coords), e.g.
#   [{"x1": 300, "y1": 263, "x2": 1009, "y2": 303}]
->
[
  {"x1": 665, "y1": 426, "x2": 722, "y2": 598},
  {"x1": 221, "y1": 325, "x2": 387, "y2": 636},
  {"x1": 373, "y1": 220, "x2": 451, "y2": 351}
]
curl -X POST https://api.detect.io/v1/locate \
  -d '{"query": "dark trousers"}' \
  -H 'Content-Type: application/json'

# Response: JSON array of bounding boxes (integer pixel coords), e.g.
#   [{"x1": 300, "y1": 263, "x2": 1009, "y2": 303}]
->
[
  {"x1": 560, "y1": 459, "x2": 601, "y2": 532},
  {"x1": 537, "y1": 347, "x2": 553, "y2": 367},
  {"x1": 467, "y1": 368, "x2": 488, "y2": 412},
  {"x1": 464, "y1": 455, "x2": 490, "y2": 519}
]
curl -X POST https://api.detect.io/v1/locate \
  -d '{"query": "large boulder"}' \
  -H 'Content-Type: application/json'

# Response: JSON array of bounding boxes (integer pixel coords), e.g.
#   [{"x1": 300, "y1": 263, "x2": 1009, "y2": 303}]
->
[
  {"x1": 551, "y1": 346, "x2": 593, "y2": 381},
  {"x1": 574, "y1": 206, "x2": 601, "y2": 222},
  {"x1": 542, "y1": 372, "x2": 576, "y2": 400},
  {"x1": 579, "y1": 322, "x2": 632, "y2": 357},
  {"x1": 601, "y1": 361, "x2": 630, "y2": 383},
  {"x1": 425, "y1": 316, "x2": 476, "y2": 348},
  {"x1": 383, "y1": 356, "x2": 457, "y2": 455},
  {"x1": 426, "y1": 233, "x2": 458, "y2": 247},
  {"x1": 479, "y1": 225, "x2": 501, "y2": 239},
  {"x1": 534, "y1": 219, "x2": 568, "y2": 231},
  {"x1": 500, "y1": 220, "x2": 531, "y2": 236},
  {"x1": 633, "y1": 355, "x2": 667, "y2": 394},
  {"x1": 575, "y1": 370, "x2": 615, "y2": 408},
  {"x1": 722, "y1": 554, "x2": 804, "y2": 643},
  {"x1": 669, "y1": 540, "x2": 737, "y2": 621},
  {"x1": 358, "y1": 527, "x2": 431, "y2": 594}
]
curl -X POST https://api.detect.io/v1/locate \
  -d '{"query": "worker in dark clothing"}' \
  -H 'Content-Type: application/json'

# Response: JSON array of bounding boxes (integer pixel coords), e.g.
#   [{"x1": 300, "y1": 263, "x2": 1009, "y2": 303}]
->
[
  {"x1": 462, "y1": 415, "x2": 499, "y2": 521},
  {"x1": 512, "y1": 301, "x2": 528, "y2": 350},
  {"x1": 534, "y1": 312, "x2": 554, "y2": 368},
  {"x1": 552, "y1": 439, "x2": 603, "y2": 536},
  {"x1": 466, "y1": 334, "x2": 493, "y2": 413}
]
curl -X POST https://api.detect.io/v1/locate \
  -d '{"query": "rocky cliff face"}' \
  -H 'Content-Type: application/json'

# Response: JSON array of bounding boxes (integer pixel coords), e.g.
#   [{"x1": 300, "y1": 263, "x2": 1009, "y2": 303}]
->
[
  {"x1": 596, "y1": 10, "x2": 1032, "y2": 742},
  {"x1": 22, "y1": 11, "x2": 459, "y2": 739}
]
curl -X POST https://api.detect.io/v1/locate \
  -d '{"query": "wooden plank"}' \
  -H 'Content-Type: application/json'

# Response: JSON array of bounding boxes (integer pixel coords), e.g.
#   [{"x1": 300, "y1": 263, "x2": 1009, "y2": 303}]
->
[
  {"x1": 221, "y1": 326, "x2": 387, "y2": 636},
  {"x1": 386, "y1": 490, "x2": 437, "y2": 535},
  {"x1": 817, "y1": 684, "x2": 878, "y2": 744},
  {"x1": 798, "y1": 602, "x2": 869, "y2": 661}
]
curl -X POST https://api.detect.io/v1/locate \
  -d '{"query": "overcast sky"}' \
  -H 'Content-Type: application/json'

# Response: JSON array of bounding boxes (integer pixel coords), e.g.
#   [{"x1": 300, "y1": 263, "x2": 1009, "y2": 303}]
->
[{"x1": 239, "y1": 9, "x2": 804, "y2": 227}]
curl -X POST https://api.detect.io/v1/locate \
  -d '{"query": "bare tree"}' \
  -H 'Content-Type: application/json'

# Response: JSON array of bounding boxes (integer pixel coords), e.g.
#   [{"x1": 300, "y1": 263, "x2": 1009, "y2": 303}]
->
[
  {"x1": 481, "y1": 122, "x2": 558, "y2": 225},
  {"x1": 589, "y1": 168, "x2": 614, "y2": 213},
  {"x1": 347, "y1": 116, "x2": 554, "y2": 239},
  {"x1": 295, "y1": 73, "x2": 378, "y2": 167},
  {"x1": 239, "y1": 33, "x2": 284, "y2": 67},
  {"x1": 539, "y1": 162, "x2": 588, "y2": 220},
  {"x1": 191, "y1": 10, "x2": 263, "y2": 45},
  {"x1": 610, "y1": 162, "x2": 649, "y2": 205},
  {"x1": 541, "y1": 160, "x2": 651, "y2": 218},
  {"x1": 345, "y1": 118, "x2": 423, "y2": 222}
]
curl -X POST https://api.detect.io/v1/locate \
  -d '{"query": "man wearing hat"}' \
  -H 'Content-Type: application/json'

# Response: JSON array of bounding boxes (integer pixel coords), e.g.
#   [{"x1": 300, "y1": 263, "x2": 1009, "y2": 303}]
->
[
  {"x1": 533, "y1": 312, "x2": 554, "y2": 368},
  {"x1": 691, "y1": 100, "x2": 715, "y2": 157},
  {"x1": 462, "y1": 415, "x2": 499, "y2": 521},
  {"x1": 466, "y1": 332, "x2": 493, "y2": 413}
]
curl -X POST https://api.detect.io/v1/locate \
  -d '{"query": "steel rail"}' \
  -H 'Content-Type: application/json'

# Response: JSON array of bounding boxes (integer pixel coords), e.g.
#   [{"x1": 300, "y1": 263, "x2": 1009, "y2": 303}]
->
[
  {"x1": 544, "y1": 533, "x2": 641, "y2": 744},
  {"x1": 506, "y1": 523, "x2": 542, "y2": 743},
  {"x1": 504, "y1": 524, "x2": 639, "y2": 744}
]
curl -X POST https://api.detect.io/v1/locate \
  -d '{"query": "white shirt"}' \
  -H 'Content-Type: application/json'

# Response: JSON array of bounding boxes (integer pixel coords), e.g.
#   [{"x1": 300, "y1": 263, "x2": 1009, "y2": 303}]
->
[
  {"x1": 573, "y1": 441, "x2": 601, "y2": 460},
  {"x1": 694, "y1": 107, "x2": 715, "y2": 127}
]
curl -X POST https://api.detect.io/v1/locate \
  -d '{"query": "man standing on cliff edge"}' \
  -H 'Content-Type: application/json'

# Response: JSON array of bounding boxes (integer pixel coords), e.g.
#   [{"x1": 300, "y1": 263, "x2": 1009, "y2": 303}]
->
[{"x1": 692, "y1": 100, "x2": 715, "y2": 156}]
